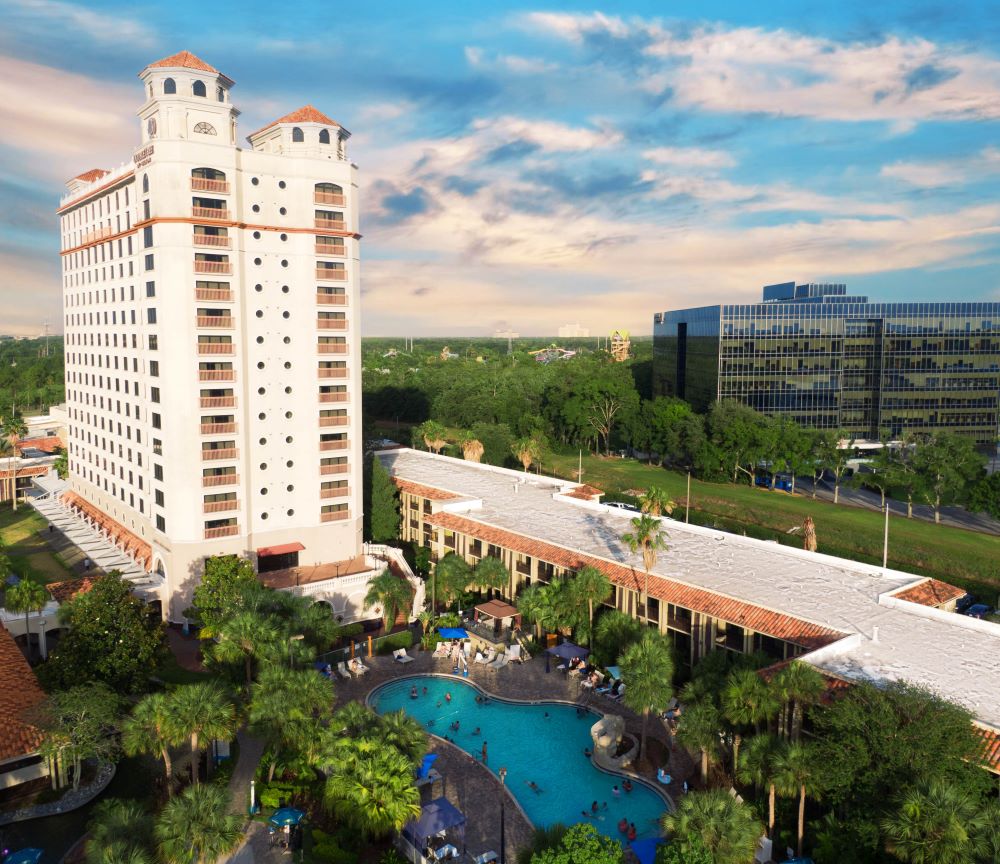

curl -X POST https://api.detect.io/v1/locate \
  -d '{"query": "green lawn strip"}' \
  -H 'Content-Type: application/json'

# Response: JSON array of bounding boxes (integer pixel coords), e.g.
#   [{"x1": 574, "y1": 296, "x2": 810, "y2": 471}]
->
[
  {"x1": 545, "y1": 453, "x2": 1000, "y2": 597},
  {"x1": 1, "y1": 506, "x2": 72, "y2": 586}
]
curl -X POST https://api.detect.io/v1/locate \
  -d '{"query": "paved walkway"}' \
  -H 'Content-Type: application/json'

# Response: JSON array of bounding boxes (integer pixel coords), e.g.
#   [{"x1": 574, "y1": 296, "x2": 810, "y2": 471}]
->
[{"x1": 166, "y1": 627, "x2": 208, "y2": 673}]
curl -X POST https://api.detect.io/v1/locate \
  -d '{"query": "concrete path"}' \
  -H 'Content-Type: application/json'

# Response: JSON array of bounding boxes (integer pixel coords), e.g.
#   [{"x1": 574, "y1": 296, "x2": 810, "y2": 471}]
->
[{"x1": 227, "y1": 730, "x2": 266, "y2": 818}]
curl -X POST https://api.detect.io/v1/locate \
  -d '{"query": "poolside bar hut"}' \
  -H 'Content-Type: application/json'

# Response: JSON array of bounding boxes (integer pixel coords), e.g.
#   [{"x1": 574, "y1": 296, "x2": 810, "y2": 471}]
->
[
  {"x1": 471, "y1": 599, "x2": 521, "y2": 645},
  {"x1": 398, "y1": 797, "x2": 467, "y2": 864}
]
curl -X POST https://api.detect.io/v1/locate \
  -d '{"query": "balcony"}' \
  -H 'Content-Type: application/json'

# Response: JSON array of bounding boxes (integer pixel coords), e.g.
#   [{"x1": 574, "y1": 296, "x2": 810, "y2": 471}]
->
[
  {"x1": 197, "y1": 316, "x2": 234, "y2": 329},
  {"x1": 200, "y1": 396, "x2": 236, "y2": 408},
  {"x1": 204, "y1": 499, "x2": 239, "y2": 513},
  {"x1": 314, "y1": 192, "x2": 345, "y2": 206},
  {"x1": 204, "y1": 524, "x2": 239, "y2": 539},
  {"x1": 202, "y1": 448, "x2": 238, "y2": 461},
  {"x1": 314, "y1": 217, "x2": 345, "y2": 231},
  {"x1": 318, "y1": 392, "x2": 348, "y2": 403},
  {"x1": 200, "y1": 422, "x2": 237, "y2": 435},
  {"x1": 315, "y1": 243, "x2": 346, "y2": 256},
  {"x1": 321, "y1": 510, "x2": 350, "y2": 523},
  {"x1": 192, "y1": 207, "x2": 230, "y2": 221},
  {"x1": 321, "y1": 487, "x2": 350, "y2": 499},
  {"x1": 316, "y1": 267, "x2": 346, "y2": 281},
  {"x1": 319, "y1": 440, "x2": 349, "y2": 451},
  {"x1": 318, "y1": 343, "x2": 348, "y2": 354},
  {"x1": 191, "y1": 177, "x2": 230, "y2": 194},
  {"x1": 194, "y1": 260, "x2": 232, "y2": 275},
  {"x1": 316, "y1": 293, "x2": 347, "y2": 305},
  {"x1": 320, "y1": 463, "x2": 348, "y2": 475},
  {"x1": 317, "y1": 319, "x2": 347, "y2": 331},
  {"x1": 198, "y1": 343, "x2": 234, "y2": 355},
  {"x1": 203, "y1": 474, "x2": 239, "y2": 487},
  {"x1": 199, "y1": 369, "x2": 235, "y2": 382},
  {"x1": 319, "y1": 416, "x2": 348, "y2": 427},
  {"x1": 193, "y1": 234, "x2": 231, "y2": 249},
  {"x1": 317, "y1": 367, "x2": 348, "y2": 378},
  {"x1": 195, "y1": 287, "x2": 233, "y2": 302},
  {"x1": 81, "y1": 227, "x2": 113, "y2": 244}
]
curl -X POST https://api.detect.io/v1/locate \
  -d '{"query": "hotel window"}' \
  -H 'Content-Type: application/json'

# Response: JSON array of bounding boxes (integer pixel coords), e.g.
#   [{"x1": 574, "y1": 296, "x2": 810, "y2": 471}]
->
[
  {"x1": 146, "y1": 281, "x2": 155, "y2": 297},
  {"x1": 162, "y1": 79, "x2": 175, "y2": 96},
  {"x1": 292, "y1": 127, "x2": 304, "y2": 142},
  {"x1": 143, "y1": 226, "x2": 153, "y2": 248},
  {"x1": 149, "y1": 361, "x2": 159, "y2": 377},
  {"x1": 155, "y1": 489, "x2": 165, "y2": 506},
  {"x1": 192, "y1": 80, "x2": 207, "y2": 98},
  {"x1": 156, "y1": 514, "x2": 166, "y2": 531},
  {"x1": 144, "y1": 253, "x2": 154, "y2": 271}
]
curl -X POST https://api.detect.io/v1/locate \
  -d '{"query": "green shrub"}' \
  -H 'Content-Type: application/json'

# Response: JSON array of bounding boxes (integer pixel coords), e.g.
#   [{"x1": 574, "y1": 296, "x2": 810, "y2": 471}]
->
[
  {"x1": 380, "y1": 851, "x2": 407, "y2": 864},
  {"x1": 421, "y1": 632, "x2": 443, "y2": 651},
  {"x1": 335, "y1": 623, "x2": 364, "y2": 642},
  {"x1": 259, "y1": 780, "x2": 310, "y2": 809},
  {"x1": 376, "y1": 630, "x2": 414, "y2": 655}
]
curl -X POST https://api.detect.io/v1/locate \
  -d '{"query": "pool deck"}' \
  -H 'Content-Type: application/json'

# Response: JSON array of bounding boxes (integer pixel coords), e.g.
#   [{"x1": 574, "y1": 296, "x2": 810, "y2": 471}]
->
[{"x1": 333, "y1": 647, "x2": 695, "y2": 859}]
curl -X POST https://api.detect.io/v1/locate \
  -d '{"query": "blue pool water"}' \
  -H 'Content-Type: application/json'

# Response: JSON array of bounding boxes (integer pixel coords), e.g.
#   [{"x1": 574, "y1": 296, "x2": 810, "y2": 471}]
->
[{"x1": 369, "y1": 675, "x2": 667, "y2": 839}]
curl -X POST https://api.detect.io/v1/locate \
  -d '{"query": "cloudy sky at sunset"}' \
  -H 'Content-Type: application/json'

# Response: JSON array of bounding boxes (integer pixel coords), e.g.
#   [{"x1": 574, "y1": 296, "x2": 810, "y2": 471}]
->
[{"x1": 2, "y1": 0, "x2": 999, "y2": 336}]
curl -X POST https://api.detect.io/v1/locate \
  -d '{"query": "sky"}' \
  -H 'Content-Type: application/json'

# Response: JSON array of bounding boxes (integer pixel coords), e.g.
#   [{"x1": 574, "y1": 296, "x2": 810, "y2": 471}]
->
[{"x1": 1, "y1": 0, "x2": 999, "y2": 337}]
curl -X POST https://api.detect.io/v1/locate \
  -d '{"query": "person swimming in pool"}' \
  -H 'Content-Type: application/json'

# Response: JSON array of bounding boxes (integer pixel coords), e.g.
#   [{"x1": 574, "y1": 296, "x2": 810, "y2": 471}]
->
[
  {"x1": 445, "y1": 692, "x2": 452, "y2": 703},
  {"x1": 410, "y1": 686, "x2": 418, "y2": 699},
  {"x1": 450, "y1": 721, "x2": 460, "y2": 732},
  {"x1": 526, "y1": 781, "x2": 543, "y2": 794},
  {"x1": 422, "y1": 686, "x2": 428, "y2": 696},
  {"x1": 471, "y1": 727, "x2": 481, "y2": 736},
  {"x1": 622, "y1": 779, "x2": 633, "y2": 793},
  {"x1": 627, "y1": 824, "x2": 637, "y2": 841}
]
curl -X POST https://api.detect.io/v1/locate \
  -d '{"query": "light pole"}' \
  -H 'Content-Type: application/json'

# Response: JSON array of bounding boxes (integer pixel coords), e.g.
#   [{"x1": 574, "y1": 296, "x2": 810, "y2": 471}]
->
[
  {"x1": 288, "y1": 633, "x2": 305, "y2": 669},
  {"x1": 498, "y1": 767, "x2": 507, "y2": 864},
  {"x1": 882, "y1": 502, "x2": 890, "y2": 569}
]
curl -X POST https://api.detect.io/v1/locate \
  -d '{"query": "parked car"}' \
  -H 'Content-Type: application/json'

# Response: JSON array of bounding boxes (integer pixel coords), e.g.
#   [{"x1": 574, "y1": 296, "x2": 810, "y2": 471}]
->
[
  {"x1": 606, "y1": 502, "x2": 639, "y2": 513},
  {"x1": 955, "y1": 593, "x2": 975, "y2": 613},
  {"x1": 964, "y1": 604, "x2": 993, "y2": 619}
]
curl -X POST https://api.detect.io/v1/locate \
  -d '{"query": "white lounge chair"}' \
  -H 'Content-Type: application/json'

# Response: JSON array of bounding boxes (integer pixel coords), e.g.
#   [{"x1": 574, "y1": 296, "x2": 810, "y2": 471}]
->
[
  {"x1": 508, "y1": 644, "x2": 522, "y2": 663},
  {"x1": 393, "y1": 648, "x2": 414, "y2": 664},
  {"x1": 433, "y1": 642, "x2": 450, "y2": 658},
  {"x1": 481, "y1": 647, "x2": 497, "y2": 665},
  {"x1": 336, "y1": 661, "x2": 351, "y2": 680},
  {"x1": 463, "y1": 642, "x2": 472, "y2": 658},
  {"x1": 581, "y1": 672, "x2": 604, "y2": 691},
  {"x1": 490, "y1": 652, "x2": 509, "y2": 670},
  {"x1": 349, "y1": 658, "x2": 369, "y2": 677},
  {"x1": 474, "y1": 852, "x2": 498, "y2": 864},
  {"x1": 473, "y1": 651, "x2": 486, "y2": 664}
]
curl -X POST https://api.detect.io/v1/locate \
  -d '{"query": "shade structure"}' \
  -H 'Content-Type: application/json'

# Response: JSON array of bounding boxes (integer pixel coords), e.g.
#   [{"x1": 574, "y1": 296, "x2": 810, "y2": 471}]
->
[
  {"x1": 268, "y1": 807, "x2": 305, "y2": 826},
  {"x1": 437, "y1": 627, "x2": 468, "y2": 639},
  {"x1": 3, "y1": 851, "x2": 44, "y2": 864},
  {"x1": 474, "y1": 599, "x2": 519, "y2": 620},
  {"x1": 629, "y1": 838, "x2": 665, "y2": 864},
  {"x1": 402, "y1": 797, "x2": 466, "y2": 847},
  {"x1": 256, "y1": 542, "x2": 305, "y2": 557},
  {"x1": 546, "y1": 641, "x2": 589, "y2": 661}
]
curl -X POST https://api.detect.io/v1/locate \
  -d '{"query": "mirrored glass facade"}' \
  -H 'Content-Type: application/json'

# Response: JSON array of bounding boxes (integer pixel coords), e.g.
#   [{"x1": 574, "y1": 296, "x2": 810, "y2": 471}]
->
[{"x1": 653, "y1": 283, "x2": 1000, "y2": 444}]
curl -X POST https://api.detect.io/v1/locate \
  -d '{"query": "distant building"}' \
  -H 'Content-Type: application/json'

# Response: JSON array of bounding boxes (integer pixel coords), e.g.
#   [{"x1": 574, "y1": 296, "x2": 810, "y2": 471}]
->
[
  {"x1": 653, "y1": 282, "x2": 1000, "y2": 444},
  {"x1": 558, "y1": 323, "x2": 590, "y2": 338},
  {"x1": 494, "y1": 328, "x2": 519, "y2": 340},
  {"x1": 609, "y1": 329, "x2": 630, "y2": 362}
]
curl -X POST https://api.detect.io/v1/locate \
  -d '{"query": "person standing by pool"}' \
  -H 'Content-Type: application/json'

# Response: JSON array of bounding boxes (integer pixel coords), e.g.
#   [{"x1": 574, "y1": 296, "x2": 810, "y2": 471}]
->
[{"x1": 481, "y1": 741, "x2": 488, "y2": 764}]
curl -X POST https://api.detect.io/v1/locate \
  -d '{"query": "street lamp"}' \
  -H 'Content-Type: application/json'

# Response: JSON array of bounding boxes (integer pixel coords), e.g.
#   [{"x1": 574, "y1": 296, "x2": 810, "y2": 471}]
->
[
  {"x1": 498, "y1": 767, "x2": 507, "y2": 864},
  {"x1": 288, "y1": 633, "x2": 305, "y2": 668}
]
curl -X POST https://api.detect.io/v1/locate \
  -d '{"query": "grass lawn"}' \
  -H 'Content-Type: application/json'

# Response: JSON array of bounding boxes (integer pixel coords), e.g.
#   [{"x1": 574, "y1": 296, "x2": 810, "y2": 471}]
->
[
  {"x1": 0, "y1": 504, "x2": 72, "y2": 585},
  {"x1": 544, "y1": 452, "x2": 1000, "y2": 599},
  {"x1": 155, "y1": 651, "x2": 214, "y2": 686}
]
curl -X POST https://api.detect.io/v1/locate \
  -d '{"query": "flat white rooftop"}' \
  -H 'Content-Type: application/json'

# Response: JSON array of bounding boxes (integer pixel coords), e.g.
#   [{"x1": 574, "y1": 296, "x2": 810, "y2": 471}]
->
[{"x1": 379, "y1": 448, "x2": 1000, "y2": 730}]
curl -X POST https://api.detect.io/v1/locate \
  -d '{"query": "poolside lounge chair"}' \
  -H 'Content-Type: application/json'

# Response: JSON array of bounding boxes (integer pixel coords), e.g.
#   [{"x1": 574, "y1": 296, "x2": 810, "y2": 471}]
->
[
  {"x1": 433, "y1": 642, "x2": 450, "y2": 658},
  {"x1": 348, "y1": 657, "x2": 369, "y2": 677},
  {"x1": 490, "y1": 652, "x2": 509, "y2": 670},
  {"x1": 595, "y1": 679, "x2": 615, "y2": 695},
  {"x1": 336, "y1": 661, "x2": 352, "y2": 680},
  {"x1": 473, "y1": 651, "x2": 486, "y2": 664},
  {"x1": 508, "y1": 644, "x2": 522, "y2": 663},
  {"x1": 608, "y1": 683, "x2": 626, "y2": 702},
  {"x1": 473, "y1": 852, "x2": 498, "y2": 864},
  {"x1": 393, "y1": 648, "x2": 414, "y2": 664},
  {"x1": 581, "y1": 672, "x2": 603, "y2": 691},
  {"x1": 480, "y1": 647, "x2": 496, "y2": 665}
]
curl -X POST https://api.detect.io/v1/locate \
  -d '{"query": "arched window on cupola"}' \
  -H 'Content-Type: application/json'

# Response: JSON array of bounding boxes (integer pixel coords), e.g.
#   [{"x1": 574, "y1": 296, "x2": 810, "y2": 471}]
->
[
  {"x1": 319, "y1": 129, "x2": 330, "y2": 145},
  {"x1": 192, "y1": 80, "x2": 207, "y2": 97},
  {"x1": 292, "y1": 127, "x2": 304, "y2": 143},
  {"x1": 163, "y1": 78, "x2": 176, "y2": 95}
]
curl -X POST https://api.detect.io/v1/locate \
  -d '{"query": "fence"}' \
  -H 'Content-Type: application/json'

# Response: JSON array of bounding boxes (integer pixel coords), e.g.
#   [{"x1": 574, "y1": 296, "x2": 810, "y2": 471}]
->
[{"x1": 316, "y1": 626, "x2": 418, "y2": 667}]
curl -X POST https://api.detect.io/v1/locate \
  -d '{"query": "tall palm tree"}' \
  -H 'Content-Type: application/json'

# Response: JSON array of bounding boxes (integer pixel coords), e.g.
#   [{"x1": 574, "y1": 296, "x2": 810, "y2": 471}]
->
[
  {"x1": 620, "y1": 632, "x2": 674, "y2": 764},
  {"x1": 472, "y1": 556, "x2": 509, "y2": 600},
  {"x1": 87, "y1": 799, "x2": 153, "y2": 864},
  {"x1": 722, "y1": 668, "x2": 778, "y2": 771},
  {"x1": 208, "y1": 609, "x2": 281, "y2": 688},
  {"x1": 738, "y1": 734, "x2": 787, "y2": 839},
  {"x1": 570, "y1": 566, "x2": 612, "y2": 642},
  {"x1": 881, "y1": 780, "x2": 987, "y2": 864},
  {"x1": 364, "y1": 568, "x2": 413, "y2": 631},
  {"x1": 323, "y1": 744, "x2": 421, "y2": 838},
  {"x1": 167, "y1": 682, "x2": 236, "y2": 785},
  {"x1": 978, "y1": 799, "x2": 1000, "y2": 864},
  {"x1": 511, "y1": 437, "x2": 541, "y2": 473},
  {"x1": 459, "y1": 433, "x2": 484, "y2": 463},
  {"x1": 640, "y1": 485, "x2": 676, "y2": 518},
  {"x1": 155, "y1": 784, "x2": 242, "y2": 864},
  {"x1": 378, "y1": 709, "x2": 427, "y2": 765},
  {"x1": 620, "y1": 514, "x2": 669, "y2": 621},
  {"x1": 2, "y1": 414, "x2": 27, "y2": 510},
  {"x1": 418, "y1": 420, "x2": 448, "y2": 455},
  {"x1": 662, "y1": 789, "x2": 762, "y2": 864},
  {"x1": 772, "y1": 661, "x2": 825, "y2": 741},
  {"x1": 122, "y1": 692, "x2": 183, "y2": 795},
  {"x1": 516, "y1": 583, "x2": 552, "y2": 640},
  {"x1": 430, "y1": 552, "x2": 471, "y2": 610},
  {"x1": 677, "y1": 700, "x2": 722, "y2": 784},
  {"x1": 773, "y1": 741, "x2": 819, "y2": 859},
  {"x1": 4, "y1": 578, "x2": 48, "y2": 661}
]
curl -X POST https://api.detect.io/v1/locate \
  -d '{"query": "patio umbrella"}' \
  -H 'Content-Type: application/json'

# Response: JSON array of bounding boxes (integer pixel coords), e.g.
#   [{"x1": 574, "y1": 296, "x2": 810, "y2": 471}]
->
[
  {"x1": 629, "y1": 839, "x2": 665, "y2": 864},
  {"x1": 268, "y1": 807, "x2": 305, "y2": 827},
  {"x1": 545, "y1": 641, "x2": 589, "y2": 661},
  {"x1": 3, "y1": 851, "x2": 44, "y2": 864}
]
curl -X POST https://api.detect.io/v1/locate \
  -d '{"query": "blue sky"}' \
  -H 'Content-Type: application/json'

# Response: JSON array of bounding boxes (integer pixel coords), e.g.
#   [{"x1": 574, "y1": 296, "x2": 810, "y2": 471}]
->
[{"x1": 1, "y1": 0, "x2": 999, "y2": 336}]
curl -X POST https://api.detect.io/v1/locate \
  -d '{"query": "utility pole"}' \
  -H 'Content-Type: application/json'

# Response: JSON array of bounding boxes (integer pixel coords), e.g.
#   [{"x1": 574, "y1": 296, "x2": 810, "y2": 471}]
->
[
  {"x1": 882, "y1": 502, "x2": 890, "y2": 569},
  {"x1": 577, "y1": 449, "x2": 583, "y2": 483},
  {"x1": 685, "y1": 471, "x2": 691, "y2": 523}
]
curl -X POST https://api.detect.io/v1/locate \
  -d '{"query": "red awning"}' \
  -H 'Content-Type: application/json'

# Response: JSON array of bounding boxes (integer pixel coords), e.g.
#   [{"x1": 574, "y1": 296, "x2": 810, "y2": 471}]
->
[{"x1": 256, "y1": 542, "x2": 305, "y2": 557}]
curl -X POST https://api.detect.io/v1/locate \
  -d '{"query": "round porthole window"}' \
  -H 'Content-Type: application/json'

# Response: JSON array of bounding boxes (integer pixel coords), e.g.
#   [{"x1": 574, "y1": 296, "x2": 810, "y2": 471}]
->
[
  {"x1": 253, "y1": 257, "x2": 262, "y2": 265},
  {"x1": 278, "y1": 180, "x2": 286, "y2": 189},
  {"x1": 285, "y1": 435, "x2": 293, "y2": 444},
  {"x1": 284, "y1": 386, "x2": 292, "y2": 394},
  {"x1": 259, "y1": 437, "x2": 267, "y2": 445},
  {"x1": 254, "y1": 283, "x2": 262, "y2": 292},
  {"x1": 260, "y1": 462, "x2": 267, "y2": 470},
  {"x1": 255, "y1": 310, "x2": 263, "y2": 318},
  {"x1": 283, "y1": 362, "x2": 291, "y2": 369},
  {"x1": 286, "y1": 460, "x2": 293, "y2": 468},
  {"x1": 283, "y1": 336, "x2": 290, "y2": 344},
  {"x1": 253, "y1": 231, "x2": 261, "y2": 240},
  {"x1": 280, "y1": 233, "x2": 288, "y2": 241},
  {"x1": 282, "y1": 311, "x2": 290, "y2": 319},
  {"x1": 261, "y1": 512, "x2": 269, "y2": 520},
  {"x1": 260, "y1": 488, "x2": 268, "y2": 495},
  {"x1": 286, "y1": 484, "x2": 294, "y2": 492},
  {"x1": 251, "y1": 177, "x2": 259, "y2": 186},
  {"x1": 279, "y1": 207, "x2": 287, "y2": 215},
  {"x1": 285, "y1": 410, "x2": 292, "y2": 418},
  {"x1": 281, "y1": 285, "x2": 289, "y2": 294},
  {"x1": 252, "y1": 204, "x2": 260, "y2": 213},
  {"x1": 258, "y1": 387, "x2": 266, "y2": 395},
  {"x1": 280, "y1": 259, "x2": 288, "y2": 267},
  {"x1": 286, "y1": 509, "x2": 294, "y2": 516},
  {"x1": 256, "y1": 336, "x2": 264, "y2": 344},
  {"x1": 257, "y1": 361, "x2": 265, "y2": 369}
]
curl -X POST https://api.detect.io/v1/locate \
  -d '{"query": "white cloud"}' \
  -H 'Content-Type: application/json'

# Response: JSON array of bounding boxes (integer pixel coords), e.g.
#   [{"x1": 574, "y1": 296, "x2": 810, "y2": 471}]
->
[
  {"x1": 881, "y1": 147, "x2": 1000, "y2": 187},
  {"x1": 642, "y1": 147, "x2": 735, "y2": 169},
  {"x1": 465, "y1": 45, "x2": 557, "y2": 74},
  {"x1": 7, "y1": 0, "x2": 155, "y2": 47}
]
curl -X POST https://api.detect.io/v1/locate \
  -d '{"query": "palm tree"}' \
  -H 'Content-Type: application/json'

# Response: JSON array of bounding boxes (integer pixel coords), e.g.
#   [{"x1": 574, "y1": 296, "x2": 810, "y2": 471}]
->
[
  {"x1": 458, "y1": 433, "x2": 484, "y2": 463},
  {"x1": 620, "y1": 514, "x2": 668, "y2": 620},
  {"x1": 511, "y1": 437, "x2": 541, "y2": 473},
  {"x1": 472, "y1": 556, "x2": 510, "y2": 600},
  {"x1": 167, "y1": 682, "x2": 236, "y2": 785},
  {"x1": 0, "y1": 436, "x2": 15, "y2": 509},
  {"x1": 2, "y1": 414, "x2": 27, "y2": 510},
  {"x1": 323, "y1": 745, "x2": 421, "y2": 838},
  {"x1": 155, "y1": 784, "x2": 242, "y2": 864},
  {"x1": 418, "y1": 420, "x2": 448, "y2": 455},
  {"x1": 516, "y1": 583, "x2": 552, "y2": 640},
  {"x1": 722, "y1": 668, "x2": 778, "y2": 771},
  {"x1": 208, "y1": 609, "x2": 281, "y2": 688},
  {"x1": 4, "y1": 578, "x2": 48, "y2": 661},
  {"x1": 772, "y1": 661, "x2": 825, "y2": 741},
  {"x1": 620, "y1": 631, "x2": 674, "y2": 764},
  {"x1": 773, "y1": 741, "x2": 819, "y2": 859},
  {"x1": 430, "y1": 552, "x2": 471, "y2": 610},
  {"x1": 640, "y1": 485, "x2": 676, "y2": 518},
  {"x1": 738, "y1": 734, "x2": 786, "y2": 839},
  {"x1": 364, "y1": 568, "x2": 413, "y2": 631},
  {"x1": 979, "y1": 799, "x2": 1000, "y2": 864},
  {"x1": 569, "y1": 566, "x2": 612, "y2": 642},
  {"x1": 378, "y1": 709, "x2": 427, "y2": 764},
  {"x1": 881, "y1": 780, "x2": 987, "y2": 864},
  {"x1": 677, "y1": 700, "x2": 723, "y2": 784},
  {"x1": 87, "y1": 799, "x2": 153, "y2": 864},
  {"x1": 122, "y1": 692, "x2": 183, "y2": 795},
  {"x1": 662, "y1": 789, "x2": 762, "y2": 864}
]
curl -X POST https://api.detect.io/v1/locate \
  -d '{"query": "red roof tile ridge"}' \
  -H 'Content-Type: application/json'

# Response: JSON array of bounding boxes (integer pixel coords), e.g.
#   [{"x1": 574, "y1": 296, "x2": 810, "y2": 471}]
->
[
  {"x1": 891, "y1": 577, "x2": 966, "y2": 607},
  {"x1": 146, "y1": 50, "x2": 219, "y2": 74},
  {"x1": 73, "y1": 169, "x2": 109, "y2": 183},
  {"x1": 248, "y1": 105, "x2": 341, "y2": 139}
]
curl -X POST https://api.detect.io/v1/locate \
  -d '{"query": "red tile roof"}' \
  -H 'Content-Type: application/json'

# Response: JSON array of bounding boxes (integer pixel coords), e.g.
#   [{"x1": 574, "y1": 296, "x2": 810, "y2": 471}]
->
[
  {"x1": 257, "y1": 542, "x2": 305, "y2": 558},
  {"x1": 47, "y1": 576, "x2": 99, "y2": 604},
  {"x1": 393, "y1": 479, "x2": 462, "y2": 501},
  {"x1": 73, "y1": 169, "x2": 109, "y2": 183},
  {"x1": 563, "y1": 484, "x2": 604, "y2": 501},
  {"x1": 892, "y1": 578, "x2": 966, "y2": 608},
  {"x1": 427, "y1": 511, "x2": 844, "y2": 650},
  {"x1": 15, "y1": 435, "x2": 63, "y2": 455},
  {"x1": 61, "y1": 492, "x2": 152, "y2": 571},
  {"x1": 0, "y1": 627, "x2": 46, "y2": 762},
  {"x1": 975, "y1": 725, "x2": 1000, "y2": 774},
  {"x1": 0, "y1": 465, "x2": 49, "y2": 481},
  {"x1": 249, "y1": 105, "x2": 340, "y2": 139},
  {"x1": 146, "y1": 50, "x2": 219, "y2": 74}
]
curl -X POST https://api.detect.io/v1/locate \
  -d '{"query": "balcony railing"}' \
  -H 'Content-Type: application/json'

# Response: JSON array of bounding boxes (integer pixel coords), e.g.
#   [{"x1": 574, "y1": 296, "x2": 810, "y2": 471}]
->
[
  {"x1": 197, "y1": 343, "x2": 234, "y2": 355},
  {"x1": 195, "y1": 288, "x2": 233, "y2": 302},
  {"x1": 321, "y1": 511, "x2": 350, "y2": 522},
  {"x1": 318, "y1": 367, "x2": 348, "y2": 378},
  {"x1": 321, "y1": 487, "x2": 350, "y2": 499},
  {"x1": 319, "y1": 416, "x2": 348, "y2": 427},
  {"x1": 202, "y1": 448, "x2": 238, "y2": 461},
  {"x1": 192, "y1": 207, "x2": 230, "y2": 220},
  {"x1": 191, "y1": 178, "x2": 230, "y2": 194},
  {"x1": 320, "y1": 463, "x2": 349, "y2": 475},
  {"x1": 196, "y1": 316, "x2": 234, "y2": 329},
  {"x1": 204, "y1": 524, "x2": 239, "y2": 539},
  {"x1": 203, "y1": 473, "x2": 239, "y2": 487},
  {"x1": 194, "y1": 261, "x2": 232, "y2": 275},
  {"x1": 200, "y1": 422, "x2": 237, "y2": 435},
  {"x1": 318, "y1": 392, "x2": 348, "y2": 403},
  {"x1": 319, "y1": 440, "x2": 349, "y2": 451},
  {"x1": 204, "y1": 499, "x2": 239, "y2": 513},
  {"x1": 316, "y1": 267, "x2": 346, "y2": 280},
  {"x1": 193, "y1": 234, "x2": 231, "y2": 249},
  {"x1": 317, "y1": 320, "x2": 347, "y2": 331},
  {"x1": 316, "y1": 293, "x2": 347, "y2": 305},
  {"x1": 199, "y1": 369, "x2": 235, "y2": 382},
  {"x1": 314, "y1": 192, "x2": 345, "y2": 206},
  {"x1": 318, "y1": 345, "x2": 349, "y2": 356},
  {"x1": 81, "y1": 227, "x2": 113, "y2": 244},
  {"x1": 315, "y1": 243, "x2": 346, "y2": 256},
  {"x1": 199, "y1": 396, "x2": 236, "y2": 408},
  {"x1": 314, "y1": 218, "x2": 345, "y2": 230}
]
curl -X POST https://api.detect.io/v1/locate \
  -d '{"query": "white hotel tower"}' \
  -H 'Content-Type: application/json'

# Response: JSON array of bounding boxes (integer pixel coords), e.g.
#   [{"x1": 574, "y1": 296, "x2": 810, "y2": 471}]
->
[{"x1": 58, "y1": 52, "x2": 365, "y2": 620}]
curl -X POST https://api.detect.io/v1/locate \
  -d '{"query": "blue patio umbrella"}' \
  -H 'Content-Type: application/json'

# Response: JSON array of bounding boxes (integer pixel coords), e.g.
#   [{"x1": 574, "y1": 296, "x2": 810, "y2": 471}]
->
[
  {"x1": 417, "y1": 753, "x2": 439, "y2": 779},
  {"x1": 268, "y1": 807, "x2": 305, "y2": 827},
  {"x1": 628, "y1": 838, "x2": 665, "y2": 864},
  {"x1": 3, "y1": 850, "x2": 44, "y2": 864},
  {"x1": 437, "y1": 627, "x2": 468, "y2": 639},
  {"x1": 545, "y1": 641, "x2": 589, "y2": 661}
]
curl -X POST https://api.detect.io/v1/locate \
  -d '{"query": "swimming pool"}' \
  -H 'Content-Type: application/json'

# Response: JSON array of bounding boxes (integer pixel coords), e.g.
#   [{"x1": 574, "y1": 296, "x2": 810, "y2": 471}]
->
[{"x1": 368, "y1": 675, "x2": 667, "y2": 840}]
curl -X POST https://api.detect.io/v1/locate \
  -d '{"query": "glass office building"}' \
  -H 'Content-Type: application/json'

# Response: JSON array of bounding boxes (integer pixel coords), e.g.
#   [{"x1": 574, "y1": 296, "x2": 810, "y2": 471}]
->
[{"x1": 653, "y1": 283, "x2": 1000, "y2": 444}]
